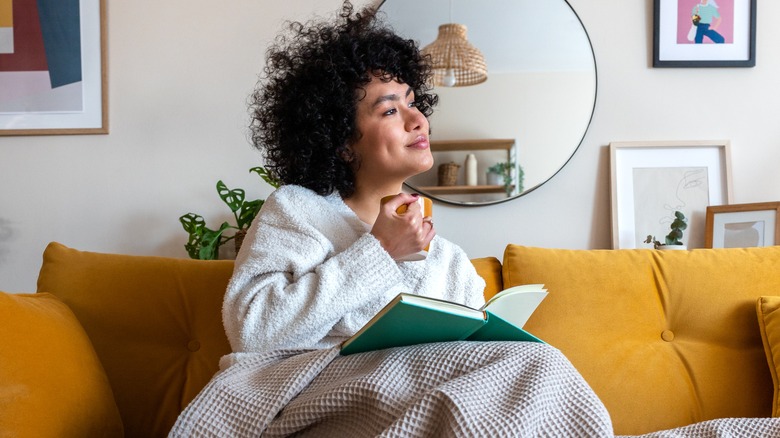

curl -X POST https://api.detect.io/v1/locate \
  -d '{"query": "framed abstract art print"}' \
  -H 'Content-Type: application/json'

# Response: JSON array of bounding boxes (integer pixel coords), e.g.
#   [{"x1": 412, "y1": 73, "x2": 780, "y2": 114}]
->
[{"x1": 0, "y1": 0, "x2": 107, "y2": 135}]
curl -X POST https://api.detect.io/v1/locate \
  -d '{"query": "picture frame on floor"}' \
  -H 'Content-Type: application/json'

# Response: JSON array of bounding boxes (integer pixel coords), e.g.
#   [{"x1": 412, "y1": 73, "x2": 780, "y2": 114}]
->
[
  {"x1": 610, "y1": 140, "x2": 732, "y2": 249},
  {"x1": 705, "y1": 202, "x2": 780, "y2": 248}
]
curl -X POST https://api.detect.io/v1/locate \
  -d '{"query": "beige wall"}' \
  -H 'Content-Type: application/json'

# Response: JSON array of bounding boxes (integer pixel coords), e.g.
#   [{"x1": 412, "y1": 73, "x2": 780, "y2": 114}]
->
[{"x1": 1, "y1": 0, "x2": 778, "y2": 292}]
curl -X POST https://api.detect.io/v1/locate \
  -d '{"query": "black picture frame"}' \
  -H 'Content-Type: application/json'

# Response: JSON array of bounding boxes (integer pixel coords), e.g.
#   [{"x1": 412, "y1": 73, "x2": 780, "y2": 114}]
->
[{"x1": 653, "y1": 0, "x2": 756, "y2": 68}]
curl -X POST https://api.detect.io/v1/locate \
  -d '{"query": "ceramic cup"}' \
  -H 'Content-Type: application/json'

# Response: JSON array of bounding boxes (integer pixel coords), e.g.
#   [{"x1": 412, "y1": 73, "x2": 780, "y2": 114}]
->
[{"x1": 381, "y1": 195, "x2": 433, "y2": 261}]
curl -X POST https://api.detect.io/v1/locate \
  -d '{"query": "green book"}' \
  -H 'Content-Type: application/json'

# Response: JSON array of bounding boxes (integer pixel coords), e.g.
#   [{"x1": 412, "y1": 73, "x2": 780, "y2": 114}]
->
[{"x1": 340, "y1": 284, "x2": 547, "y2": 355}]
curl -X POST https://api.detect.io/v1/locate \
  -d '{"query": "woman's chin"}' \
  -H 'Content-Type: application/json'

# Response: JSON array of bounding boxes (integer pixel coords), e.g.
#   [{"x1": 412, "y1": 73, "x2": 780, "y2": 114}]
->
[
  {"x1": 410, "y1": 164, "x2": 433, "y2": 179},
  {"x1": 418, "y1": 156, "x2": 435, "y2": 173}
]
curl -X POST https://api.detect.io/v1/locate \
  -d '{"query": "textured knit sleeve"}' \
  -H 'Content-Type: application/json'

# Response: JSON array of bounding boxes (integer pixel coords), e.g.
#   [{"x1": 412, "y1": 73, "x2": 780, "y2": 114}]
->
[
  {"x1": 425, "y1": 235, "x2": 487, "y2": 310},
  {"x1": 222, "y1": 186, "x2": 404, "y2": 353}
]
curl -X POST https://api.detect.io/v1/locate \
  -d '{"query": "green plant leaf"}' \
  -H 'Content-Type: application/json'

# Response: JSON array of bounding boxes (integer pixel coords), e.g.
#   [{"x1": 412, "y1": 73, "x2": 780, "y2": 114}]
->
[
  {"x1": 180, "y1": 166, "x2": 279, "y2": 259},
  {"x1": 237, "y1": 199, "x2": 264, "y2": 229},
  {"x1": 179, "y1": 213, "x2": 205, "y2": 234},
  {"x1": 184, "y1": 233, "x2": 203, "y2": 259},
  {"x1": 217, "y1": 180, "x2": 245, "y2": 213},
  {"x1": 198, "y1": 222, "x2": 232, "y2": 260},
  {"x1": 250, "y1": 166, "x2": 281, "y2": 188},
  {"x1": 663, "y1": 211, "x2": 688, "y2": 245},
  {"x1": 516, "y1": 165, "x2": 524, "y2": 193},
  {"x1": 180, "y1": 214, "x2": 207, "y2": 259}
]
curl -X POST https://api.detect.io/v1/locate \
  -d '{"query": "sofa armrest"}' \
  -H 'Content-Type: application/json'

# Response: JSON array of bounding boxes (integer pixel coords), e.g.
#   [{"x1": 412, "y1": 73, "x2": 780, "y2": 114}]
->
[{"x1": 0, "y1": 290, "x2": 124, "y2": 437}]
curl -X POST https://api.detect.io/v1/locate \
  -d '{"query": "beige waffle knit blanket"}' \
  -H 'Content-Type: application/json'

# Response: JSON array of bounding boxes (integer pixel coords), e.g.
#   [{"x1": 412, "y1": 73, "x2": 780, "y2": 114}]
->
[
  {"x1": 170, "y1": 341, "x2": 613, "y2": 437},
  {"x1": 170, "y1": 341, "x2": 780, "y2": 437}
]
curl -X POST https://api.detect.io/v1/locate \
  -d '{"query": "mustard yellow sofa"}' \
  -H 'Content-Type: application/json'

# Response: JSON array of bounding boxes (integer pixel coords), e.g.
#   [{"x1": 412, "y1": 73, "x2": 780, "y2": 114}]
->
[{"x1": 2, "y1": 242, "x2": 780, "y2": 437}]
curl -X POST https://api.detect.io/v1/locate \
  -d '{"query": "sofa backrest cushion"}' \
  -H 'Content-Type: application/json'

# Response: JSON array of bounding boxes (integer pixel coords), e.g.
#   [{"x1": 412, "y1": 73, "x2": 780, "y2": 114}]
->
[
  {"x1": 0, "y1": 291, "x2": 124, "y2": 437},
  {"x1": 503, "y1": 245, "x2": 779, "y2": 435},
  {"x1": 37, "y1": 242, "x2": 234, "y2": 438},
  {"x1": 471, "y1": 256, "x2": 503, "y2": 301},
  {"x1": 757, "y1": 295, "x2": 780, "y2": 417}
]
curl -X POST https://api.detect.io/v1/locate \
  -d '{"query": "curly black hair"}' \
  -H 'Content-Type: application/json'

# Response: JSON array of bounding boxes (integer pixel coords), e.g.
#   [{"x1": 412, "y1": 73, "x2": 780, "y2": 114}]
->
[{"x1": 249, "y1": 1, "x2": 437, "y2": 198}]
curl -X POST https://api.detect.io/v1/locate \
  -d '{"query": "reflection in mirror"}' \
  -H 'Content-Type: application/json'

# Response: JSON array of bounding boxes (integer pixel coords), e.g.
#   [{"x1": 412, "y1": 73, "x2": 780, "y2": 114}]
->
[{"x1": 380, "y1": 0, "x2": 597, "y2": 205}]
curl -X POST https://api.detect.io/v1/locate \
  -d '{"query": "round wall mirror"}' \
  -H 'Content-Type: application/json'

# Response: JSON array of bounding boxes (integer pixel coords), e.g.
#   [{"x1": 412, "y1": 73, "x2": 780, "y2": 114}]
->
[{"x1": 379, "y1": 0, "x2": 597, "y2": 206}]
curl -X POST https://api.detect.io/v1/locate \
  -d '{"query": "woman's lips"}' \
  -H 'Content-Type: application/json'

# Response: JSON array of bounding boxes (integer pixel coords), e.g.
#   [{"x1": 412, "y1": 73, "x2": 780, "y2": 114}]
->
[{"x1": 407, "y1": 136, "x2": 429, "y2": 149}]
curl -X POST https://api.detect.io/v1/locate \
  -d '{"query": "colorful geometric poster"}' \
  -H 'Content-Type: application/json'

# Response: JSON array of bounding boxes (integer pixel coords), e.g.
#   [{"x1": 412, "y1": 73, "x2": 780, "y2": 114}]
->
[
  {"x1": 0, "y1": 0, "x2": 83, "y2": 113},
  {"x1": 0, "y1": 0, "x2": 13, "y2": 54}
]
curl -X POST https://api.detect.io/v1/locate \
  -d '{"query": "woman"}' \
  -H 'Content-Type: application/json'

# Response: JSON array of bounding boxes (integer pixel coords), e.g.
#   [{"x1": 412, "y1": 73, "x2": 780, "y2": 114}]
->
[
  {"x1": 170, "y1": 3, "x2": 612, "y2": 436},
  {"x1": 221, "y1": 1, "x2": 485, "y2": 354}
]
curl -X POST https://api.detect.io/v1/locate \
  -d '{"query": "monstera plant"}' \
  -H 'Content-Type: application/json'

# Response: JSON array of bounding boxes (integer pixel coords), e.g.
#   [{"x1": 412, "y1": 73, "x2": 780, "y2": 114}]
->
[{"x1": 180, "y1": 166, "x2": 279, "y2": 260}]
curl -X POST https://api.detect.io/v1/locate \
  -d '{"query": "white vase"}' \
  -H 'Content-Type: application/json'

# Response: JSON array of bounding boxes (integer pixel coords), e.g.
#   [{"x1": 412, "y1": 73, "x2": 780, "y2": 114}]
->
[{"x1": 464, "y1": 154, "x2": 477, "y2": 186}]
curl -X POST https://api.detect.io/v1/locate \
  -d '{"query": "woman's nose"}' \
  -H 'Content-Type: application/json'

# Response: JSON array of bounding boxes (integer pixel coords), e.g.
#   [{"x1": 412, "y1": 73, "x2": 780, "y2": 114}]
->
[{"x1": 405, "y1": 108, "x2": 425, "y2": 132}]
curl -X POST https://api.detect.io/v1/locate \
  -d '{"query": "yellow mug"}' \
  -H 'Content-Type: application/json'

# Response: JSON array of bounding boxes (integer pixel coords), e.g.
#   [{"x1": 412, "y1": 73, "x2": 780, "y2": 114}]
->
[{"x1": 380, "y1": 195, "x2": 433, "y2": 261}]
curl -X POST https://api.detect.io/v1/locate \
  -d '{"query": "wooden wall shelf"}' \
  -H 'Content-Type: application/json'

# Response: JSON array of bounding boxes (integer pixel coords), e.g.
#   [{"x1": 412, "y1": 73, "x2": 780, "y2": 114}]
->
[
  {"x1": 430, "y1": 139, "x2": 515, "y2": 152},
  {"x1": 419, "y1": 185, "x2": 513, "y2": 195},
  {"x1": 420, "y1": 138, "x2": 516, "y2": 196}
]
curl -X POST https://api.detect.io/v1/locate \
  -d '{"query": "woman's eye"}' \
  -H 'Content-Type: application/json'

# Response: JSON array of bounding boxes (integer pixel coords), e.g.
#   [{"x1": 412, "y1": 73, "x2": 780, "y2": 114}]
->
[{"x1": 383, "y1": 108, "x2": 397, "y2": 116}]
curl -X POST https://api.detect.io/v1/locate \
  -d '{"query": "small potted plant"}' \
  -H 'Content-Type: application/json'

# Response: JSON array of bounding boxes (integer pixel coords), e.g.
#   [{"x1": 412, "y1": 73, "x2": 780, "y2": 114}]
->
[
  {"x1": 486, "y1": 161, "x2": 522, "y2": 196},
  {"x1": 644, "y1": 210, "x2": 688, "y2": 250},
  {"x1": 179, "y1": 166, "x2": 279, "y2": 260}
]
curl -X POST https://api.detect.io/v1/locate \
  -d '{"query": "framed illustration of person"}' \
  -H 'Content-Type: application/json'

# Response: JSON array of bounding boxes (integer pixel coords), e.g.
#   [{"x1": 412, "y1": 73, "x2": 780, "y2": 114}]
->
[{"x1": 653, "y1": 0, "x2": 756, "y2": 67}]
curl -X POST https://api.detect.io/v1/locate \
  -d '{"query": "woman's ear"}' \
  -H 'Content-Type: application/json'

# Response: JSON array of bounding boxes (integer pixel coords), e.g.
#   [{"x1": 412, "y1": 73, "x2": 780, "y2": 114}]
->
[{"x1": 339, "y1": 146, "x2": 355, "y2": 163}]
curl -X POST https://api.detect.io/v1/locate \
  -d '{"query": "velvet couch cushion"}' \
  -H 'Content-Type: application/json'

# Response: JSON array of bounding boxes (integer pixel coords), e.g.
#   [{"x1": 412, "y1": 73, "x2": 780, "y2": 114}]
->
[
  {"x1": 757, "y1": 295, "x2": 780, "y2": 417},
  {"x1": 471, "y1": 256, "x2": 503, "y2": 300},
  {"x1": 503, "y1": 245, "x2": 780, "y2": 435},
  {"x1": 0, "y1": 291, "x2": 124, "y2": 437},
  {"x1": 36, "y1": 242, "x2": 234, "y2": 438}
]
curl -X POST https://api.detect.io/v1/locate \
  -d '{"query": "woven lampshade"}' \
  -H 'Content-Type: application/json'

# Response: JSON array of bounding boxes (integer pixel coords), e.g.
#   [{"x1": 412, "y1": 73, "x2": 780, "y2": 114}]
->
[{"x1": 421, "y1": 23, "x2": 487, "y2": 87}]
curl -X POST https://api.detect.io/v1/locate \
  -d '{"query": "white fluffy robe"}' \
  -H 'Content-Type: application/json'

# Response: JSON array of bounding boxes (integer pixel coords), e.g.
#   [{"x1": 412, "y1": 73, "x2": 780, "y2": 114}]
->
[{"x1": 222, "y1": 185, "x2": 486, "y2": 353}]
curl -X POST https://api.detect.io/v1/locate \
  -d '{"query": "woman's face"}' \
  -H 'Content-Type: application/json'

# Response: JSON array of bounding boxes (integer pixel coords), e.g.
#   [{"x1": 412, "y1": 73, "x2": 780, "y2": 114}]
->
[{"x1": 349, "y1": 76, "x2": 433, "y2": 189}]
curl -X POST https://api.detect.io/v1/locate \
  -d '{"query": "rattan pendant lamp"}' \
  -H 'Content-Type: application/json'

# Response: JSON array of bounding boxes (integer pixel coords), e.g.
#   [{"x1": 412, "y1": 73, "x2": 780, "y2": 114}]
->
[{"x1": 421, "y1": 1, "x2": 487, "y2": 87}]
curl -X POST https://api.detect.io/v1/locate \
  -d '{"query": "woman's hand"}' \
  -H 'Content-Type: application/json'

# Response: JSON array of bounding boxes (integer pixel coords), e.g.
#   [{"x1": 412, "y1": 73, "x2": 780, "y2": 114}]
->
[{"x1": 371, "y1": 193, "x2": 435, "y2": 260}]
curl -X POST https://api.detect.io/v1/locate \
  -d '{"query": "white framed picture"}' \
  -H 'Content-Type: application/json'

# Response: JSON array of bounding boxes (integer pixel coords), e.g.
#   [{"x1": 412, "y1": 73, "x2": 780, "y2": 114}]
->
[{"x1": 610, "y1": 140, "x2": 732, "y2": 249}]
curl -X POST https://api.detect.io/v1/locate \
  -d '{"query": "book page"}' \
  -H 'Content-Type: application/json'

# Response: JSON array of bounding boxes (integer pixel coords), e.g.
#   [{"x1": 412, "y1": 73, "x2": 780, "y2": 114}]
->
[
  {"x1": 482, "y1": 284, "x2": 547, "y2": 328},
  {"x1": 483, "y1": 284, "x2": 546, "y2": 307},
  {"x1": 400, "y1": 294, "x2": 483, "y2": 319}
]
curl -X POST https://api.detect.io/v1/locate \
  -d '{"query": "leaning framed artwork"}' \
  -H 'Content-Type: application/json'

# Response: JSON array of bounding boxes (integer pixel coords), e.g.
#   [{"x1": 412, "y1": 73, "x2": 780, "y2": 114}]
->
[
  {"x1": 0, "y1": 0, "x2": 107, "y2": 135},
  {"x1": 653, "y1": 0, "x2": 756, "y2": 67},
  {"x1": 610, "y1": 140, "x2": 732, "y2": 249},
  {"x1": 705, "y1": 202, "x2": 780, "y2": 248}
]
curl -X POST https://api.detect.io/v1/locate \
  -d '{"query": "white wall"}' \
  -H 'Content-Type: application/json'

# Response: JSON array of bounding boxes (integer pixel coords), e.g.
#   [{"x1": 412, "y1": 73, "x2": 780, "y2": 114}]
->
[{"x1": 1, "y1": 0, "x2": 779, "y2": 292}]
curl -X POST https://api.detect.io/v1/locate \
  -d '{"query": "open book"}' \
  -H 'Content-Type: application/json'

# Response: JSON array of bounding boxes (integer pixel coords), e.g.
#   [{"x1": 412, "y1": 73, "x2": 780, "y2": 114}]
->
[{"x1": 340, "y1": 284, "x2": 548, "y2": 355}]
